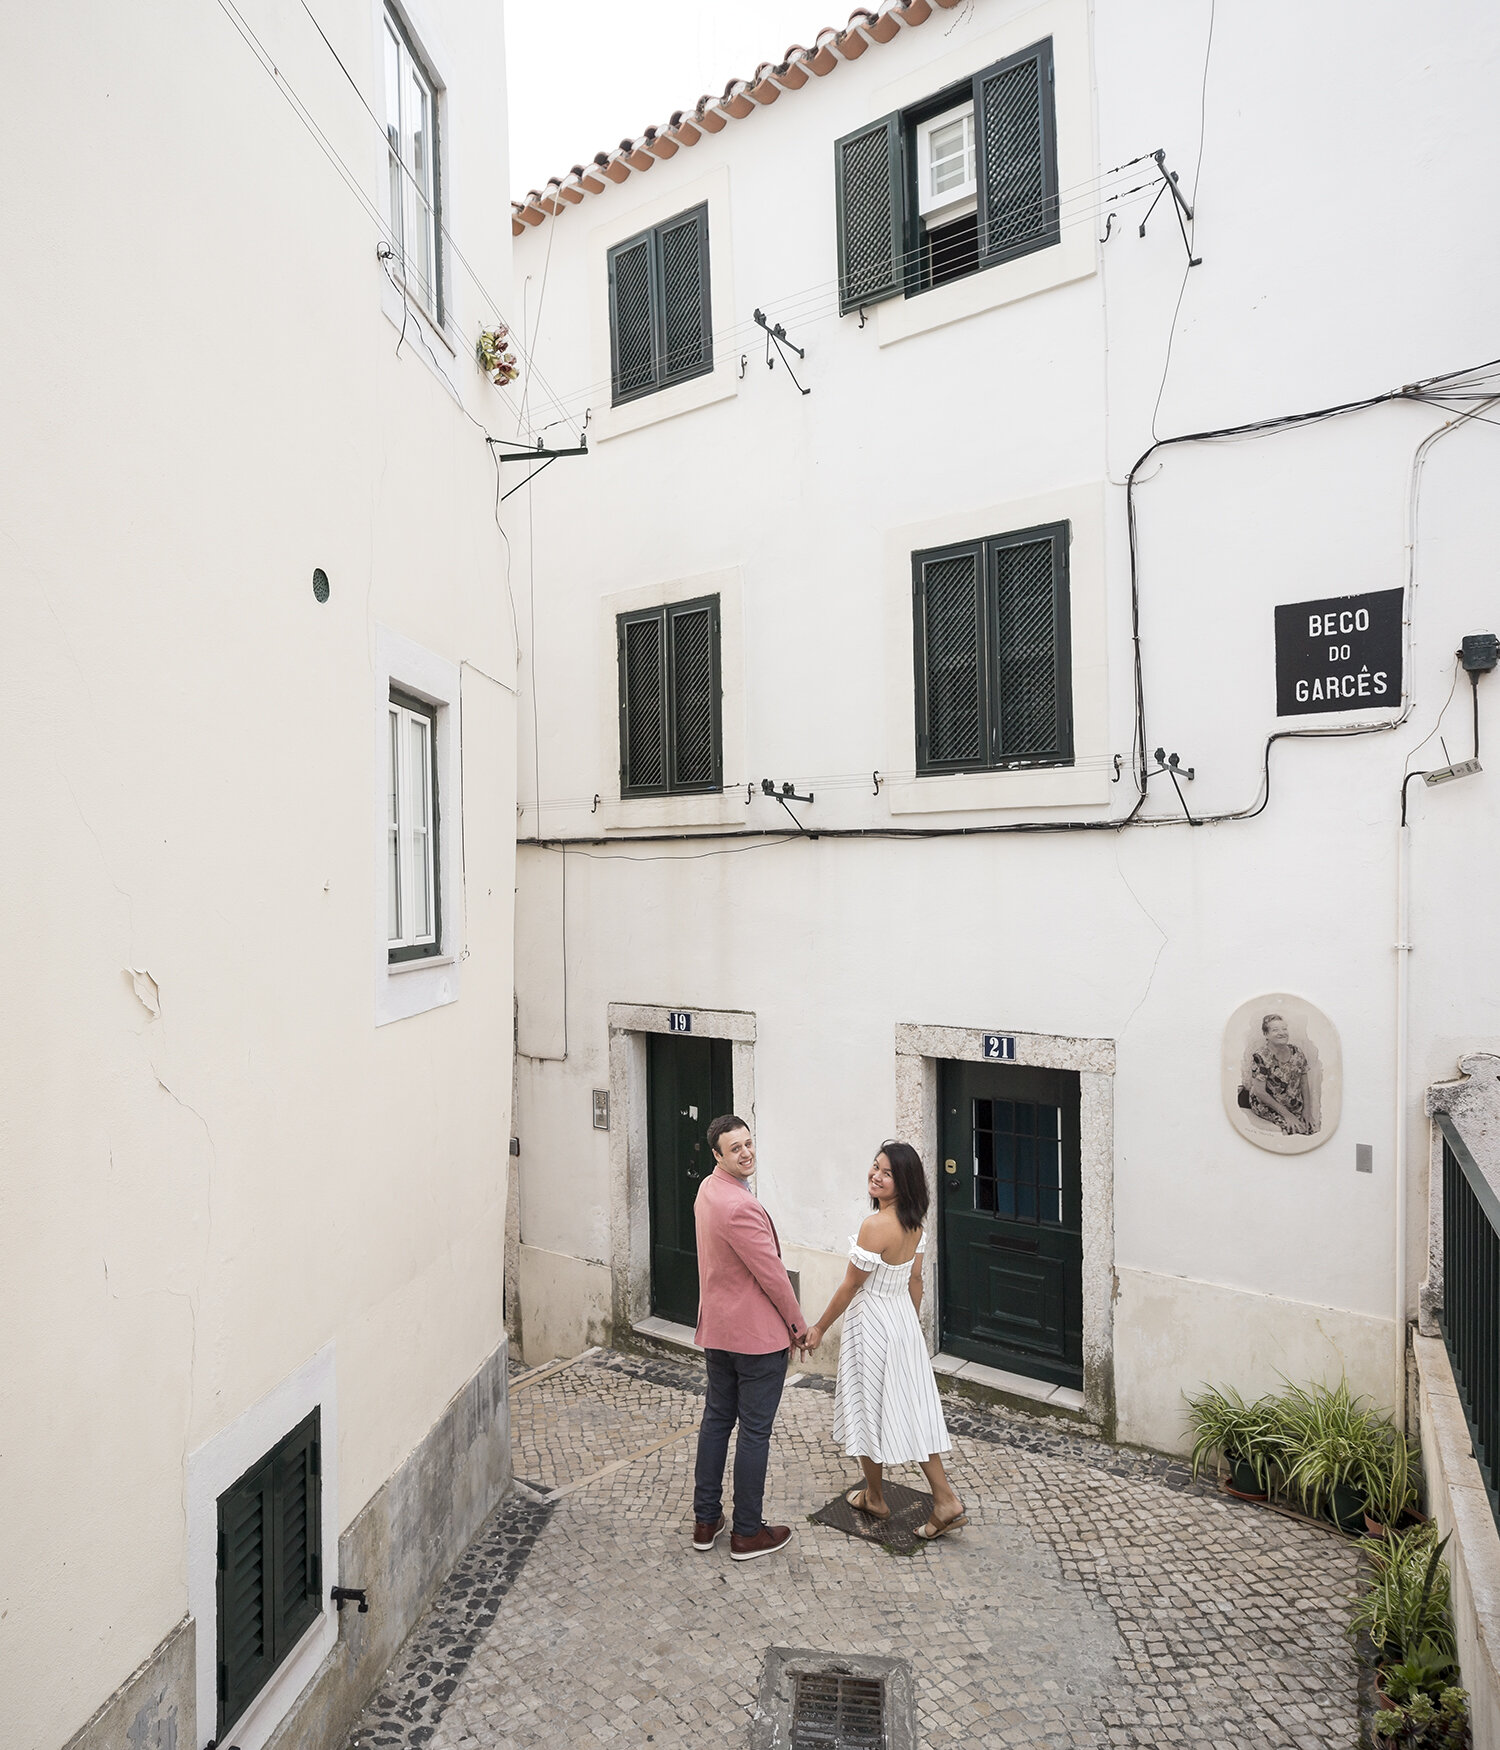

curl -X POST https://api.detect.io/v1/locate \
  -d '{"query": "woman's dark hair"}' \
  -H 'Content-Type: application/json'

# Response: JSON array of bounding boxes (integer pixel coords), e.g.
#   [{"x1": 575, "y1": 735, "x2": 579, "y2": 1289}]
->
[{"x1": 872, "y1": 1140, "x2": 929, "y2": 1231}]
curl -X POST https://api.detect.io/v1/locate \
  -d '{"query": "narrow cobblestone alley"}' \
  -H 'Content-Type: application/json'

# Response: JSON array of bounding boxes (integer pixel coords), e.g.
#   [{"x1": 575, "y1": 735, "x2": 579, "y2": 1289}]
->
[{"x1": 344, "y1": 1349, "x2": 1360, "y2": 1749}]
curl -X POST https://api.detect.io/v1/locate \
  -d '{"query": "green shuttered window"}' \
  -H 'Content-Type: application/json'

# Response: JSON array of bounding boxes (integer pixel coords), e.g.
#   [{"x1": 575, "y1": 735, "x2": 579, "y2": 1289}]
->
[
  {"x1": 913, "y1": 522, "x2": 1073, "y2": 773},
  {"x1": 217, "y1": 1409, "x2": 323, "y2": 1738},
  {"x1": 607, "y1": 204, "x2": 712, "y2": 405},
  {"x1": 618, "y1": 595, "x2": 723, "y2": 796},
  {"x1": 834, "y1": 37, "x2": 1058, "y2": 311}
]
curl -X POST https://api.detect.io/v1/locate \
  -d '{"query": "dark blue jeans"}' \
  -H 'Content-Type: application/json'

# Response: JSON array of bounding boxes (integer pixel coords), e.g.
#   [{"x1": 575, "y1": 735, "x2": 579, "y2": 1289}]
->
[{"x1": 693, "y1": 1347, "x2": 788, "y2": 1536}]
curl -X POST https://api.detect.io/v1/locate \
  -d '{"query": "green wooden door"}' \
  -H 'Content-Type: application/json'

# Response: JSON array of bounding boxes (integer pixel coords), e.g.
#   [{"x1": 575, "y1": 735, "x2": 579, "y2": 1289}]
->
[
  {"x1": 647, "y1": 1033, "x2": 732, "y2": 1326},
  {"x1": 939, "y1": 1060, "x2": 1083, "y2": 1389}
]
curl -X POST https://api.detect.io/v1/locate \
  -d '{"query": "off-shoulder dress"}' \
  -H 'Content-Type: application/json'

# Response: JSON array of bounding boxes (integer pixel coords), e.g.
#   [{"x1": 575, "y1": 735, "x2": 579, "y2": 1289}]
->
[{"x1": 831, "y1": 1232, "x2": 951, "y2": 1466}]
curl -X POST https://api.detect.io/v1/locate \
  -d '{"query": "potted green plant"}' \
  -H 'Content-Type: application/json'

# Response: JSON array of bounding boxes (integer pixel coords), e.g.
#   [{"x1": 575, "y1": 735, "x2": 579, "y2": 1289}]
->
[
  {"x1": 1361, "y1": 1428, "x2": 1422, "y2": 1537},
  {"x1": 1354, "y1": 1525, "x2": 1469, "y2": 1746},
  {"x1": 1278, "y1": 1376, "x2": 1384, "y2": 1529},
  {"x1": 1373, "y1": 1687, "x2": 1470, "y2": 1749},
  {"x1": 1185, "y1": 1385, "x2": 1285, "y2": 1499}
]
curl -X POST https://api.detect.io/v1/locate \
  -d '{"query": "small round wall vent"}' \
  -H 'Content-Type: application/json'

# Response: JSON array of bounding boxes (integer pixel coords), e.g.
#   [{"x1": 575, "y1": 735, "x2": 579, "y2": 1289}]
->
[{"x1": 312, "y1": 567, "x2": 330, "y2": 603}]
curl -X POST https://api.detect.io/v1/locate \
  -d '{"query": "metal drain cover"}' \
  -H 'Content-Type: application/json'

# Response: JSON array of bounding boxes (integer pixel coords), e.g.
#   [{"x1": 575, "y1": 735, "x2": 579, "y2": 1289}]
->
[
  {"x1": 753, "y1": 1648, "x2": 915, "y2": 1750},
  {"x1": 790, "y1": 1670, "x2": 884, "y2": 1747}
]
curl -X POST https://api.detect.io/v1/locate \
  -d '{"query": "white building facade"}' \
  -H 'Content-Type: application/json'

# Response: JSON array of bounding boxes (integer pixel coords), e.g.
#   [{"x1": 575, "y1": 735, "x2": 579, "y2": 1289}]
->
[
  {"x1": 4, "y1": 3, "x2": 521, "y2": 1747},
  {"x1": 507, "y1": 0, "x2": 1500, "y2": 1454}
]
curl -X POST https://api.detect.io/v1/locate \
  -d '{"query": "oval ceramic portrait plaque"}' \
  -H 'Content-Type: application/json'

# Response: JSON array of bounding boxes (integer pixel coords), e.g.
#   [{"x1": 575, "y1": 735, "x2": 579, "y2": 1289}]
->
[{"x1": 1222, "y1": 993, "x2": 1341, "y2": 1155}]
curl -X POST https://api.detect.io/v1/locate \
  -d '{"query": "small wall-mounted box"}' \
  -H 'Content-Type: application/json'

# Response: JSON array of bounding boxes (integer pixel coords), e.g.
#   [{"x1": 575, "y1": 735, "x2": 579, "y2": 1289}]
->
[{"x1": 592, "y1": 1090, "x2": 610, "y2": 1130}]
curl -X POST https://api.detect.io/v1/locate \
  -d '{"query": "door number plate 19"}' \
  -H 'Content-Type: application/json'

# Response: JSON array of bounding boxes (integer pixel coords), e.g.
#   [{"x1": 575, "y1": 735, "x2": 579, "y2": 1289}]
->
[
  {"x1": 668, "y1": 1010, "x2": 693, "y2": 1033},
  {"x1": 983, "y1": 1034, "x2": 1016, "y2": 1060}
]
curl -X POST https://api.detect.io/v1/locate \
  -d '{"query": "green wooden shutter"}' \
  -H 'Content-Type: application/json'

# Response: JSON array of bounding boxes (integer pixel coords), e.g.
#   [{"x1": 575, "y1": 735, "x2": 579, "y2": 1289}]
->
[
  {"x1": 990, "y1": 522, "x2": 1072, "y2": 763},
  {"x1": 913, "y1": 543, "x2": 988, "y2": 771},
  {"x1": 973, "y1": 39, "x2": 1059, "y2": 268},
  {"x1": 608, "y1": 234, "x2": 656, "y2": 401},
  {"x1": 619, "y1": 609, "x2": 668, "y2": 794},
  {"x1": 217, "y1": 1458, "x2": 276, "y2": 1735},
  {"x1": 658, "y1": 205, "x2": 712, "y2": 385},
  {"x1": 835, "y1": 113, "x2": 905, "y2": 313},
  {"x1": 272, "y1": 1410, "x2": 323, "y2": 1657},
  {"x1": 667, "y1": 597, "x2": 721, "y2": 790}
]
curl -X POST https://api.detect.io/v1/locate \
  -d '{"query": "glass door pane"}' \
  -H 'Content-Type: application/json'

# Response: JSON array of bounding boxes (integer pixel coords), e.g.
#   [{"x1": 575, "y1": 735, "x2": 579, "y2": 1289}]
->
[{"x1": 387, "y1": 707, "x2": 402, "y2": 941}]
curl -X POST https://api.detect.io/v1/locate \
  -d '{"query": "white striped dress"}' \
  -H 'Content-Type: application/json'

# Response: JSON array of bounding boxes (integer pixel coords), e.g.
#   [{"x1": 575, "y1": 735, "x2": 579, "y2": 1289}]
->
[{"x1": 832, "y1": 1232, "x2": 951, "y2": 1465}]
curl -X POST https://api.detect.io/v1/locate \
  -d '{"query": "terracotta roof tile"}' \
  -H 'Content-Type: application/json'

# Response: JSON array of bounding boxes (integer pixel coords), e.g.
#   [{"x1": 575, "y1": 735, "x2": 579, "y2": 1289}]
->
[{"x1": 510, "y1": 0, "x2": 965, "y2": 232}]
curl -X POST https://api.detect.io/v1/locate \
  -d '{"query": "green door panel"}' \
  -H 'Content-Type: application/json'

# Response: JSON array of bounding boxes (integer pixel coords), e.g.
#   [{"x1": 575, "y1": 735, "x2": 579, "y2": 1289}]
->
[
  {"x1": 938, "y1": 1060, "x2": 1083, "y2": 1389},
  {"x1": 647, "y1": 1033, "x2": 732, "y2": 1327}
]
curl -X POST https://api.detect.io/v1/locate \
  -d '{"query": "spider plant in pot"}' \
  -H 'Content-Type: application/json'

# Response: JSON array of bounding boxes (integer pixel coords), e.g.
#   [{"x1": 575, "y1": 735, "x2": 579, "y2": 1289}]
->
[
  {"x1": 1361, "y1": 1429, "x2": 1422, "y2": 1537},
  {"x1": 1185, "y1": 1385, "x2": 1284, "y2": 1499},
  {"x1": 1349, "y1": 1524, "x2": 1456, "y2": 1672},
  {"x1": 1278, "y1": 1376, "x2": 1384, "y2": 1529}
]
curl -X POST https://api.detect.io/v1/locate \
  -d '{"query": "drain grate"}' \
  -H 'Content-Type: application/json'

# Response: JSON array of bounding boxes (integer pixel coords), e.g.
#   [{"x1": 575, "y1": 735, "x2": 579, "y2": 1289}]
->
[{"x1": 789, "y1": 1671, "x2": 885, "y2": 1748}]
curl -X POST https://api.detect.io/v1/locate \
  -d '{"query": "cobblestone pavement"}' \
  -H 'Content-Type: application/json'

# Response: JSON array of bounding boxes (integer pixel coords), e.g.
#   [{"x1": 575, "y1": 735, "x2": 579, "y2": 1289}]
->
[{"x1": 348, "y1": 1349, "x2": 1360, "y2": 1749}]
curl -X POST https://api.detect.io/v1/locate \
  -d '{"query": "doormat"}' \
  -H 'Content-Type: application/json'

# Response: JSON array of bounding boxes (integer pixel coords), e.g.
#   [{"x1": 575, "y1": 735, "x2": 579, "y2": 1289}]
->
[{"x1": 808, "y1": 1480, "x2": 937, "y2": 1556}]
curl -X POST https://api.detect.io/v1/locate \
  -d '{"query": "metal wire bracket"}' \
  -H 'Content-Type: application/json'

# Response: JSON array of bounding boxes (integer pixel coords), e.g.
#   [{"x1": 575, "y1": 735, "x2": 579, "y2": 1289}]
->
[
  {"x1": 1138, "y1": 148, "x2": 1201, "y2": 266},
  {"x1": 487, "y1": 435, "x2": 589, "y2": 501},
  {"x1": 753, "y1": 309, "x2": 811, "y2": 395}
]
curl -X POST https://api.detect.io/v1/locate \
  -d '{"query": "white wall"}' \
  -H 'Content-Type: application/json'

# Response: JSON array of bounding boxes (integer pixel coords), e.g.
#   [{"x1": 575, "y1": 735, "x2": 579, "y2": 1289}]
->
[
  {"x1": 507, "y1": 0, "x2": 1500, "y2": 1448},
  {"x1": 1, "y1": 3, "x2": 518, "y2": 1745}
]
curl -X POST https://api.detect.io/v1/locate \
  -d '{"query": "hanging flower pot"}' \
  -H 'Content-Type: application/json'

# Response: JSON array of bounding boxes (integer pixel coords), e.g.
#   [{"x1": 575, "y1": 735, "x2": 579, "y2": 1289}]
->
[{"x1": 477, "y1": 325, "x2": 519, "y2": 387}]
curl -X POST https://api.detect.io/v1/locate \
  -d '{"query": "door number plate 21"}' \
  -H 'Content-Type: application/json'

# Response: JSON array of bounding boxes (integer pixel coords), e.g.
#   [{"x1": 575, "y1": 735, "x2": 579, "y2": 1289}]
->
[{"x1": 983, "y1": 1034, "x2": 1016, "y2": 1060}]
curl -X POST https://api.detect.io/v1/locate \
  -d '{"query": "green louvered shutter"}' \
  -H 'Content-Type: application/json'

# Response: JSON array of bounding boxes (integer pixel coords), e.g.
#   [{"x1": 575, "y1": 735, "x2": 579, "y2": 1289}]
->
[
  {"x1": 217, "y1": 1458, "x2": 276, "y2": 1736},
  {"x1": 608, "y1": 234, "x2": 655, "y2": 401},
  {"x1": 914, "y1": 542, "x2": 988, "y2": 772},
  {"x1": 619, "y1": 609, "x2": 667, "y2": 794},
  {"x1": 974, "y1": 39, "x2": 1059, "y2": 268},
  {"x1": 993, "y1": 523, "x2": 1072, "y2": 763},
  {"x1": 835, "y1": 113, "x2": 905, "y2": 313},
  {"x1": 272, "y1": 1410, "x2": 322, "y2": 1657},
  {"x1": 658, "y1": 205, "x2": 712, "y2": 385},
  {"x1": 667, "y1": 597, "x2": 721, "y2": 790},
  {"x1": 216, "y1": 1408, "x2": 323, "y2": 1737}
]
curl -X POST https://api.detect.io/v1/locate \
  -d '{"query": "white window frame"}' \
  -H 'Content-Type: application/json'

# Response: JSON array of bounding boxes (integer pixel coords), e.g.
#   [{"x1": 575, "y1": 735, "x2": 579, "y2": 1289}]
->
[
  {"x1": 916, "y1": 101, "x2": 977, "y2": 222},
  {"x1": 388, "y1": 692, "x2": 439, "y2": 960},
  {"x1": 375, "y1": 626, "x2": 460, "y2": 1025},
  {"x1": 383, "y1": 5, "x2": 442, "y2": 324}
]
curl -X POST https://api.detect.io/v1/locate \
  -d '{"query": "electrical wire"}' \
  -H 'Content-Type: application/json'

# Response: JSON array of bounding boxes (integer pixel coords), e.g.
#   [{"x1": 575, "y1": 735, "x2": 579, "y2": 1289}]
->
[
  {"x1": 1149, "y1": 0, "x2": 1214, "y2": 441},
  {"x1": 517, "y1": 358, "x2": 1500, "y2": 858}
]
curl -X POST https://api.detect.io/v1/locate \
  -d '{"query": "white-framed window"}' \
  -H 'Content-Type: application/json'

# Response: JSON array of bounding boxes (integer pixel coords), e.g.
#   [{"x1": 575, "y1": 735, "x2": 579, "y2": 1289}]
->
[
  {"x1": 383, "y1": 6, "x2": 441, "y2": 322},
  {"x1": 916, "y1": 101, "x2": 977, "y2": 220},
  {"x1": 388, "y1": 688, "x2": 440, "y2": 961}
]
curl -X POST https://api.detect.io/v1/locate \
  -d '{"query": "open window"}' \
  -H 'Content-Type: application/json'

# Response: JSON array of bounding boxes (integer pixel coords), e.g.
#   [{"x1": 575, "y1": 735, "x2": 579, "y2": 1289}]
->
[{"x1": 836, "y1": 37, "x2": 1059, "y2": 311}]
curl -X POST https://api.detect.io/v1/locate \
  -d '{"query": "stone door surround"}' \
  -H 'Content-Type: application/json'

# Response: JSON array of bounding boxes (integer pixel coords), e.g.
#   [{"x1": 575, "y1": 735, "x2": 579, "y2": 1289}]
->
[{"x1": 894, "y1": 1022, "x2": 1116, "y2": 1432}]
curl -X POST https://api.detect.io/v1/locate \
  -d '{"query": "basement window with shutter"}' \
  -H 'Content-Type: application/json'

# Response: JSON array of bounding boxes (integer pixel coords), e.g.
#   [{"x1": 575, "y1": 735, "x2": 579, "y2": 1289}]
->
[
  {"x1": 835, "y1": 37, "x2": 1058, "y2": 311},
  {"x1": 913, "y1": 522, "x2": 1073, "y2": 774},
  {"x1": 216, "y1": 1409, "x2": 322, "y2": 1740},
  {"x1": 617, "y1": 595, "x2": 722, "y2": 796},
  {"x1": 607, "y1": 204, "x2": 713, "y2": 405}
]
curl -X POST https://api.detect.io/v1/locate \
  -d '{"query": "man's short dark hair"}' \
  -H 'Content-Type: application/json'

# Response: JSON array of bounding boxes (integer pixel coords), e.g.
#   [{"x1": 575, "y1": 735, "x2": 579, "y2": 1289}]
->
[{"x1": 707, "y1": 1114, "x2": 750, "y2": 1156}]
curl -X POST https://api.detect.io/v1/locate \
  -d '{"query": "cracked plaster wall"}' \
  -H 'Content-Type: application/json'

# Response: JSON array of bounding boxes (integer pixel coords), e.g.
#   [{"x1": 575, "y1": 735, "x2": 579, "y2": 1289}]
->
[{"x1": 3, "y1": 2, "x2": 518, "y2": 1744}]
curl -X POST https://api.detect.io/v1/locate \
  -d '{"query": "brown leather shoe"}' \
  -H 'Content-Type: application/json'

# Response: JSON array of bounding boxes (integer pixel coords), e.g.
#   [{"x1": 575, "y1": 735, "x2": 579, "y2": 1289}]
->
[
  {"x1": 692, "y1": 1512, "x2": 725, "y2": 1552},
  {"x1": 729, "y1": 1523, "x2": 794, "y2": 1562}
]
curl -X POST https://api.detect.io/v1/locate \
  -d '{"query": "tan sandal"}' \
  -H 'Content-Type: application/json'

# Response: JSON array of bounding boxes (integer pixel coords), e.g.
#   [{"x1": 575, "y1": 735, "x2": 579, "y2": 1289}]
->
[
  {"x1": 844, "y1": 1486, "x2": 891, "y2": 1520},
  {"x1": 914, "y1": 1507, "x2": 968, "y2": 1541}
]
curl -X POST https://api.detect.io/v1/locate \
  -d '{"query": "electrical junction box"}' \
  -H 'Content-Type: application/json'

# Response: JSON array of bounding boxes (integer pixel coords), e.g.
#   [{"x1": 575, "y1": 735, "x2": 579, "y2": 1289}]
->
[{"x1": 1461, "y1": 632, "x2": 1498, "y2": 673}]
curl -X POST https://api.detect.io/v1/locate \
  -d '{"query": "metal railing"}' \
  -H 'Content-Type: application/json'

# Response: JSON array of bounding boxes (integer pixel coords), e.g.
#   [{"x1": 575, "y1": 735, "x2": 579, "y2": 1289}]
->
[{"x1": 1437, "y1": 1112, "x2": 1500, "y2": 1535}]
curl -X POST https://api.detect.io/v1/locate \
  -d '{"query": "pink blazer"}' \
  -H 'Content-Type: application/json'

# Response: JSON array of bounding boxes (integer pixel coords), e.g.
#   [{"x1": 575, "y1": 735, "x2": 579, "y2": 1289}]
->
[{"x1": 694, "y1": 1167, "x2": 807, "y2": 1354}]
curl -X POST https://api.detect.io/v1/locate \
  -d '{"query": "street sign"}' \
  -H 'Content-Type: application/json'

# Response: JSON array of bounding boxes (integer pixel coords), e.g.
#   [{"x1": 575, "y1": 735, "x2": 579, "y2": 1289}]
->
[{"x1": 1274, "y1": 587, "x2": 1403, "y2": 717}]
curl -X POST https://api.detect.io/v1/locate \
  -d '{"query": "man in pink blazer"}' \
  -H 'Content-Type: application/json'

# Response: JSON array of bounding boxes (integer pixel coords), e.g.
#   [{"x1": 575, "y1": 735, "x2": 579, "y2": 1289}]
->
[{"x1": 691, "y1": 1113, "x2": 808, "y2": 1561}]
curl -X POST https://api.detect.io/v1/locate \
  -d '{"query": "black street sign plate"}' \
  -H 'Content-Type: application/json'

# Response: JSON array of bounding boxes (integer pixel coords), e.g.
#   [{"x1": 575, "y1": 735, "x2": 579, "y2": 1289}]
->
[{"x1": 1274, "y1": 587, "x2": 1403, "y2": 716}]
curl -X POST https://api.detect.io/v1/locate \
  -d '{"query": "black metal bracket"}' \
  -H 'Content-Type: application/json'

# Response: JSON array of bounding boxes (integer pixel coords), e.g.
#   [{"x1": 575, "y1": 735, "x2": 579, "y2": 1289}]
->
[
  {"x1": 331, "y1": 1585, "x2": 369, "y2": 1613},
  {"x1": 1148, "y1": 748, "x2": 1197, "y2": 825},
  {"x1": 753, "y1": 309, "x2": 810, "y2": 396},
  {"x1": 760, "y1": 777, "x2": 816, "y2": 836},
  {"x1": 487, "y1": 435, "x2": 589, "y2": 503},
  {"x1": 1138, "y1": 149, "x2": 1201, "y2": 266}
]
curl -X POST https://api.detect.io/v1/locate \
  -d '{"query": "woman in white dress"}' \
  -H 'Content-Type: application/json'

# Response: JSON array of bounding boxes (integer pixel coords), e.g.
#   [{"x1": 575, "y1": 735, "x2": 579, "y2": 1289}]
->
[{"x1": 804, "y1": 1141, "x2": 967, "y2": 1541}]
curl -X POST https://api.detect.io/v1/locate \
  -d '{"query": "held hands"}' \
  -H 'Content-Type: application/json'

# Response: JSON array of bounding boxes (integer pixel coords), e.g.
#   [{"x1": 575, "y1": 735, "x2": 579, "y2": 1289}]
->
[{"x1": 795, "y1": 1325, "x2": 823, "y2": 1360}]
